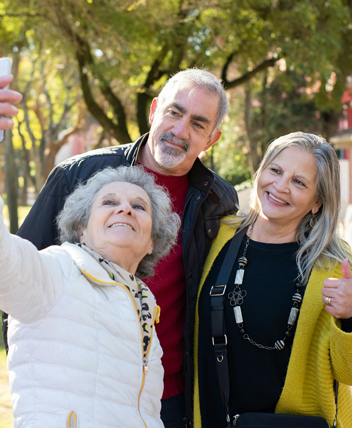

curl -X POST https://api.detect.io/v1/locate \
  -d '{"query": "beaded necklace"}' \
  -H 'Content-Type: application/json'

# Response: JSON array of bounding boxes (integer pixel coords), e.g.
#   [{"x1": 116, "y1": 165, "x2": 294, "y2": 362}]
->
[{"x1": 227, "y1": 222, "x2": 304, "y2": 351}]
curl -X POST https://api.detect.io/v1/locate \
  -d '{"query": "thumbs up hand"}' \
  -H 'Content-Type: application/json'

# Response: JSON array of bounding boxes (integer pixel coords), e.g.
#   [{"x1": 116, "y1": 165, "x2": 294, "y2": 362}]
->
[{"x1": 322, "y1": 259, "x2": 352, "y2": 319}]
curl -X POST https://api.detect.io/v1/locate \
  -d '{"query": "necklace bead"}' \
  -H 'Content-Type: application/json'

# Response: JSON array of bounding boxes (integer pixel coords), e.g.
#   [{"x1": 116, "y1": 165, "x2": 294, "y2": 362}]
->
[{"x1": 227, "y1": 222, "x2": 305, "y2": 351}]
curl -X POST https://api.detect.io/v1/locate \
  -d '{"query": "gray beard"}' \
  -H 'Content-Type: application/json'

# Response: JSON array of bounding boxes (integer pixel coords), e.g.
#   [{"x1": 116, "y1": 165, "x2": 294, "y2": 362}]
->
[{"x1": 154, "y1": 134, "x2": 189, "y2": 169}]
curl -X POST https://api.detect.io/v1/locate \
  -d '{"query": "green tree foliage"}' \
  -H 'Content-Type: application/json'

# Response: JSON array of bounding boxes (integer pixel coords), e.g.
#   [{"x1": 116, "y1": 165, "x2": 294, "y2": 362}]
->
[
  {"x1": 17, "y1": 51, "x2": 83, "y2": 193},
  {"x1": 1, "y1": 0, "x2": 352, "y2": 187},
  {"x1": 0, "y1": 13, "x2": 83, "y2": 227}
]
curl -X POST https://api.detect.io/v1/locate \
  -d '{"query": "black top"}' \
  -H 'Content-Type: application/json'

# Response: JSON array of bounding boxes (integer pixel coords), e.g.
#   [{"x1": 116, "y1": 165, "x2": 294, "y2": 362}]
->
[{"x1": 198, "y1": 236, "x2": 302, "y2": 428}]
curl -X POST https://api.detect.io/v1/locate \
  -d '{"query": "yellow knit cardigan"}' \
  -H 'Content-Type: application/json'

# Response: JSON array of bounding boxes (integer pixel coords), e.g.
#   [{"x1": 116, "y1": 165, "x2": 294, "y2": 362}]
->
[{"x1": 193, "y1": 222, "x2": 352, "y2": 428}]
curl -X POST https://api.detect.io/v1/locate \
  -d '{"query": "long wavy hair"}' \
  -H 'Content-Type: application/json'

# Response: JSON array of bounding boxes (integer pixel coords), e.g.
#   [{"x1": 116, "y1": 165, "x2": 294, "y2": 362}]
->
[{"x1": 225, "y1": 132, "x2": 352, "y2": 284}]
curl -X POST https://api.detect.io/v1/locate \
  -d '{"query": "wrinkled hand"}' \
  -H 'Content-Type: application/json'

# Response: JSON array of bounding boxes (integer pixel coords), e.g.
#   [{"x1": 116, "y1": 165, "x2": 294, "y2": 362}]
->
[
  {"x1": 0, "y1": 74, "x2": 22, "y2": 130},
  {"x1": 322, "y1": 259, "x2": 352, "y2": 319}
]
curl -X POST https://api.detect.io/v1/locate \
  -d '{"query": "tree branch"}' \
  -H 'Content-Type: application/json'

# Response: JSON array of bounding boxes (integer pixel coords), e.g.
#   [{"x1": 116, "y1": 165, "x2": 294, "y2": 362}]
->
[
  {"x1": 17, "y1": 118, "x2": 36, "y2": 190},
  {"x1": 41, "y1": 58, "x2": 54, "y2": 131},
  {"x1": 43, "y1": 108, "x2": 85, "y2": 179},
  {"x1": 0, "y1": 12, "x2": 46, "y2": 18},
  {"x1": 56, "y1": 11, "x2": 131, "y2": 144},
  {"x1": 137, "y1": 45, "x2": 169, "y2": 134},
  {"x1": 22, "y1": 97, "x2": 38, "y2": 148},
  {"x1": 222, "y1": 56, "x2": 281, "y2": 89}
]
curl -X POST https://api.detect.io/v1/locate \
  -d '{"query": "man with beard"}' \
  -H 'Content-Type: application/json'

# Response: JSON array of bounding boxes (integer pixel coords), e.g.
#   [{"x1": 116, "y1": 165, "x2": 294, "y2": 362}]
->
[{"x1": 1, "y1": 69, "x2": 238, "y2": 428}]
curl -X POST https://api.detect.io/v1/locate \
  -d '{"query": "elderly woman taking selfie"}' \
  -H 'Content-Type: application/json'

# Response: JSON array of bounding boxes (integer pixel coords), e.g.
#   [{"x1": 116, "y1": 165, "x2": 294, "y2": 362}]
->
[
  {"x1": 0, "y1": 166, "x2": 179, "y2": 428},
  {"x1": 194, "y1": 132, "x2": 352, "y2": 428}
]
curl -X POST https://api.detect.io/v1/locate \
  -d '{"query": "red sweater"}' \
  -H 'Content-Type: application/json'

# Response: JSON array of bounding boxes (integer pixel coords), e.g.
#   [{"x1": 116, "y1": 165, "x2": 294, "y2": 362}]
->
[{"x1": 142, "y1": 166, "x2": 189, "y2": 399}]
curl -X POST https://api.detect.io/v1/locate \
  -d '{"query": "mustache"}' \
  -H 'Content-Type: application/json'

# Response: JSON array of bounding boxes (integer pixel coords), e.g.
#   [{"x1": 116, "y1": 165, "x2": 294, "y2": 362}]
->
[{"x1": 159, "y1": 132, "x2": 189, "y2": 152}]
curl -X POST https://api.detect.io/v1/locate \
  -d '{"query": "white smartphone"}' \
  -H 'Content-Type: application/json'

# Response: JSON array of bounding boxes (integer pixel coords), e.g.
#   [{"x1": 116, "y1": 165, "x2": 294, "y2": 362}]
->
[{"x1": 0, "y1": 57, "x2": 12, "y2": 143}]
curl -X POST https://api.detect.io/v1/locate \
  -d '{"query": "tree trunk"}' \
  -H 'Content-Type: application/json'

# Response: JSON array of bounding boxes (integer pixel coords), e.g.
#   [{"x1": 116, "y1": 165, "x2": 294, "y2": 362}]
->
[
  {"x1": 34, "y1": 146, "x2": 45, "y2": 196},
  {"x1": 322, "y1": 109, "x2": 340, "y2": 141},
  {"x1": 4, "y1": 128, "x2": 19, "y2": 233},
  {"x1": 43, "y1": 139, "x2": 69, "y2": 181},
  {"x1": 20, "y1": 155, "x2": 28, "y2": 206},
  {"x1": 18, "y1": 124, "x2": 32, "y2": 205},
  {"x1": 259, "y1": 72, "x2": 269, "y2": 158},
  {"x1": 137, "y1": 92, "x2": 152, "y2": 136},
  {"x1": 244, "y1": 89, "x2": 261, "y2": 175},
  {"x1": 137, "y1": 46, "x2": 169, "y2": 135}
]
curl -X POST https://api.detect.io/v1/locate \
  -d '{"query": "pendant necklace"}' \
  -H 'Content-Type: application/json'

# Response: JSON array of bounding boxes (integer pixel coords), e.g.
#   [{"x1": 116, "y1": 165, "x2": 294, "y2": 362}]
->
[{"x1": 227, "y1": 222, "x2": 304, "y2": 351}]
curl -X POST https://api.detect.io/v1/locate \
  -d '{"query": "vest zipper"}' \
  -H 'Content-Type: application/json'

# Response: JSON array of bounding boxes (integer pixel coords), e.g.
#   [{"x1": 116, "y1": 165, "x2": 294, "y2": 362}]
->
[
  {"x1": 184, "y1": 190, "x2": 196, "y2": 213},
  {"x1": 82, "y1": 270, "x2": 159, "y2": 428}
]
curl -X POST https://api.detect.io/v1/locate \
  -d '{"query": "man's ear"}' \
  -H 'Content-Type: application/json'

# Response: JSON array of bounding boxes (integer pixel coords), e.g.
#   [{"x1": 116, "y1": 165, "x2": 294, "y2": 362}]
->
[
  {"x1": 204, "y1": 129, "x2": 222, "y2": 151},
  {"x1": 149, "y1": 98, "x2": 158, "y2": 125}
]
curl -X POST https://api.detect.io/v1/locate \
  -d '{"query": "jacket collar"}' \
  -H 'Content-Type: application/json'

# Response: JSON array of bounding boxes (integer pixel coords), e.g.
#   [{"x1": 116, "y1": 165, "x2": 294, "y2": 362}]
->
[
  {"x1": 126, "y1": 133, "x2": 218, "y2": 198},
  {"x1": 188, "y1": 157, "x2": 218, "y2": 201},
  {"x1": 61, "y1": 242, "x2": 116, "y2": 285},
  {"x1": 123, "y1": 133, "x2": 148, "y2": 165}
]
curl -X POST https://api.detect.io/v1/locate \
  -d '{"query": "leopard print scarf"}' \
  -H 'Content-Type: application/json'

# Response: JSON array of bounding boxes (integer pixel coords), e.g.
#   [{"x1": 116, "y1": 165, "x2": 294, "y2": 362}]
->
[{"x1": 79, "y1": 244, "x2": 155, "y2": 354}]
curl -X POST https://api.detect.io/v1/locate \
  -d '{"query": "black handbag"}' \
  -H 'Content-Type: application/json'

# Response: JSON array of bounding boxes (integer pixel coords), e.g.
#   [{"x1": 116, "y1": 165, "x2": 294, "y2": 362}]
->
[{"x1": 209, "y1": 227, "x2": 337, "y2": 428}]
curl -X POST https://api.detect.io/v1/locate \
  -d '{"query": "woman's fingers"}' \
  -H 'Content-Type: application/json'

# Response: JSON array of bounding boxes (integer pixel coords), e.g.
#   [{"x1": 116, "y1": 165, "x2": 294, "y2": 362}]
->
[
  {"x1": 0, "y1": 117, "x2": 14, "y2": 130},
  {"x1": 0, "y1": 76, "x2": 22, "y2": 131},
  {"x1": 0, "y1": 74, "x2": 13, "y2": 89},
  {"x1": 0, "y1": 89, "x2": 22, "y2": 103},
  {"x1": 0, "y1": 103, "x2": 19, "y2": 116},
  {"x1": 341, "y1": 258, "x2": 352, "y2": 279},
  {"x1": 322, "y1": 260, "x2": 352, "y2": 318}
]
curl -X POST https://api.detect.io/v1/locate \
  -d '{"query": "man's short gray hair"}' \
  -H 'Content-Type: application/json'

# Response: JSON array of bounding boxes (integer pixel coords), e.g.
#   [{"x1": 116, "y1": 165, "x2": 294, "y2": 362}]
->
[
  {"x1": 157, "y1": 68, "x2": 228, "y2": 133},
  {"x1": 57, "y1": 166, "x2": 180, "y2": 278}
]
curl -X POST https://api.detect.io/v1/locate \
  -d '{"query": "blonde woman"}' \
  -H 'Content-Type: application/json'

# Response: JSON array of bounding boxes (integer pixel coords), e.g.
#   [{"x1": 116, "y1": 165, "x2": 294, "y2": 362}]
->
[{"x1": 194, "y1": 132, "x2": 352, "y2": 428}]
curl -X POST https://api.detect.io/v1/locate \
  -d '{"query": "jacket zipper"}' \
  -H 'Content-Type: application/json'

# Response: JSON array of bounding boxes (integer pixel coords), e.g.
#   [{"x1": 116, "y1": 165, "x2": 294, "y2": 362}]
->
[
  {"x1": 141, "y1": 304, "x2": 160, "y2": 377},
  {"x1": 66, "y1": 411, "x2": 78, "y2": 428},
  {"x1": 137, "y1": 304, "x2": 160, "y2": 425},
  {"x1": 82, "y1": 271, "x2": 159, "y2": 428}
]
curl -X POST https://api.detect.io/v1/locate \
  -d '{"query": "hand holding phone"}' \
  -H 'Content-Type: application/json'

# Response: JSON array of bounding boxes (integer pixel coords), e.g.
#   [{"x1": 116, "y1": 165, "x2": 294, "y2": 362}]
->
[
  {"x1": 0, "y1": 58, "x2": 12, "y2": 143},
  {"x1": 0, "y1": 58, "x2": 22, "y2": 143}
]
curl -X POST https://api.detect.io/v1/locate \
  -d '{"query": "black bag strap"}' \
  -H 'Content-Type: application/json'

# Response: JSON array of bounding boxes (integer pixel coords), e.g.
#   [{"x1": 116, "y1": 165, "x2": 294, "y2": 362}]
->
[
  {"x1": 210, "y1": 226, "x2": 339, "y2": 428},
  {"x1": 210, "y1": 227, "x2": 247, "y2": 427},
  {"x1": 333, "y1": 380, "x2": 339, "y2": 428}
]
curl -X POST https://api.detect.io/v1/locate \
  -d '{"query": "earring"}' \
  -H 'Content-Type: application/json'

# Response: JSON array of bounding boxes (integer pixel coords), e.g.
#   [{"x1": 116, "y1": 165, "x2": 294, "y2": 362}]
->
[{"x1": 309, "y1": 214, "x2": 317, "y2": 228}]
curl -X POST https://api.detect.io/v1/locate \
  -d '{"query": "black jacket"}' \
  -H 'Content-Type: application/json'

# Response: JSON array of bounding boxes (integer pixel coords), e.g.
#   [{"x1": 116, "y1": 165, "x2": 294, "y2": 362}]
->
[{"x1": 3, "y1": 133, "x2": 238, "y2": 426}]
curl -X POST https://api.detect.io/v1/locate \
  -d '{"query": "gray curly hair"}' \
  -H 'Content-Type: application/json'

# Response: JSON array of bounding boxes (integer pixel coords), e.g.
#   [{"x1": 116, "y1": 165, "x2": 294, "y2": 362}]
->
[{"x1": 56, "y1": 166, "x2": 181, "y2": 278}]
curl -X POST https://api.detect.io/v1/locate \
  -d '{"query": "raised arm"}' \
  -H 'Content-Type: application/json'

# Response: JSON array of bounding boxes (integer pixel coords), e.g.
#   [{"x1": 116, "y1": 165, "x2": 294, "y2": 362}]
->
[{"x1": 0, "y1": 196, "x2": 70, "y2": 323}]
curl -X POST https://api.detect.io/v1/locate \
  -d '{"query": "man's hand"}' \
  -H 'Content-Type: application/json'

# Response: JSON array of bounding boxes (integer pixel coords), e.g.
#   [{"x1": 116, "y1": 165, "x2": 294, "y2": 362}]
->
[
  {"x1": 0, "y1": 74, "x2": 22, "y2": 130},
  {"x1": 322, "y1": 258, "x2": 352, "y2": 319}
]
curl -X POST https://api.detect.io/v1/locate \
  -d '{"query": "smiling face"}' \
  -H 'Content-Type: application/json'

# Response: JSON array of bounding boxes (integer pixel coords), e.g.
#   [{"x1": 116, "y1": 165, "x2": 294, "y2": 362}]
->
[
  {"x1": 141, "y1": 85, "x2": 222, "y2": 176},
  {"x1": 79, "y1": 181, "x2": 154, "y2": 274},
  {"x1": 256, "y1": 146, "x2": 322, "y2": 232}
]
